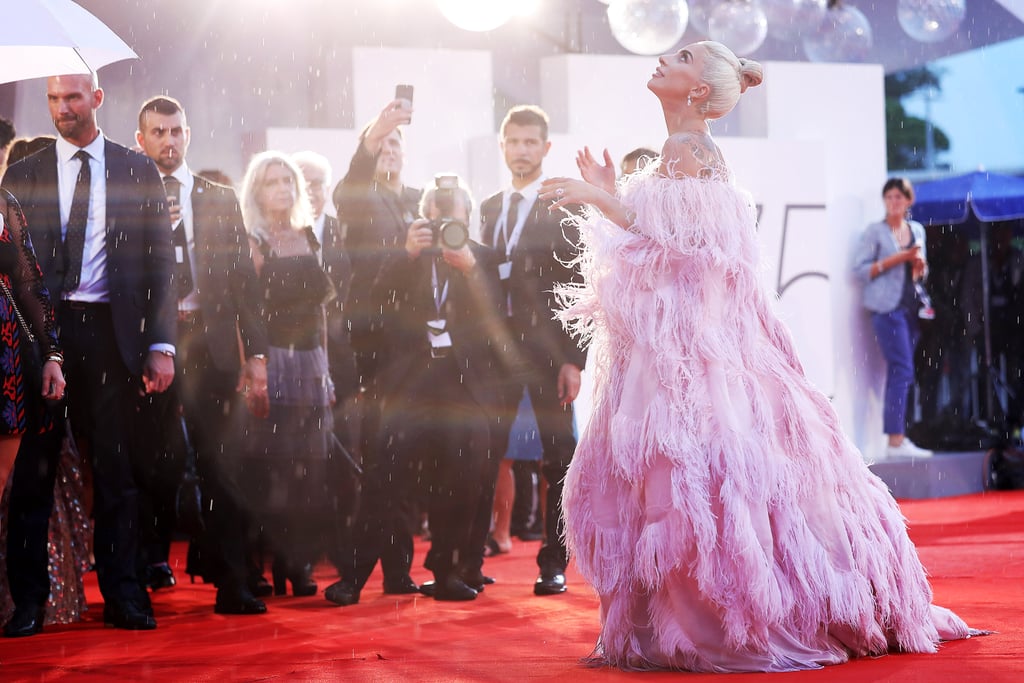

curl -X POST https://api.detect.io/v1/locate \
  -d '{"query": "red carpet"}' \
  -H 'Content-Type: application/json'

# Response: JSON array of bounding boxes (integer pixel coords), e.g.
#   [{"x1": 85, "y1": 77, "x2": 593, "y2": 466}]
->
[{"x1": 1, "y1": 491, "x2": 1022, "y2": 682}]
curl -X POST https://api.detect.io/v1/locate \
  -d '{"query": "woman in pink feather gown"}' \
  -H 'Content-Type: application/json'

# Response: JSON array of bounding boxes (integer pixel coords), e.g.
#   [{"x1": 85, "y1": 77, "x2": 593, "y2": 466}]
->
[{"x1": 539, "y1": 41, "x2": 979, "y2": 673}]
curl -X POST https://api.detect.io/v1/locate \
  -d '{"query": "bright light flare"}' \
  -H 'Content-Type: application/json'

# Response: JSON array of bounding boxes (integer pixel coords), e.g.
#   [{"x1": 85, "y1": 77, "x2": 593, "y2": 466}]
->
[{"x1": 437, "y1": 0, "x2": 516, "y2": 32}]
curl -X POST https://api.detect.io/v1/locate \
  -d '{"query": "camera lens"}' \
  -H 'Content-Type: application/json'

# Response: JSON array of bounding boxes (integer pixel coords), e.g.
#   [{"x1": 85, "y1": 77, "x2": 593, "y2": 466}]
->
[{"x1": 439, "y1": 220, "x2": 469, "y2": 250}]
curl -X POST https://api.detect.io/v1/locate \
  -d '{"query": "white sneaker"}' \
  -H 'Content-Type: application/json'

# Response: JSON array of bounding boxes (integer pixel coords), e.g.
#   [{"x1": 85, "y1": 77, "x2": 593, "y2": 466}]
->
[{"x1": 886, "y1": 438, "x2": 934, "y2": 458}]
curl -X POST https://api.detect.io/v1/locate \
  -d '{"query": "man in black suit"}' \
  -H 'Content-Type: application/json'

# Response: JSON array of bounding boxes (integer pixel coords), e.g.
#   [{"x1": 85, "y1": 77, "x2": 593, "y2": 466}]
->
[
  {"x1": 135, "y1": 95, "x2": 270, "y2": 615},
  {"x1": 480, "y1": 105, "x2": 585, "y2": 597},
  {"x1": 2, "y1": 73, "x2": 176, "y2": 635},
  {"x1": 325, "y1": 100, "x2": 423, "y2": 603},
  {"x1": 328, "y1": 176, "x2": 506, "y2": 603}
]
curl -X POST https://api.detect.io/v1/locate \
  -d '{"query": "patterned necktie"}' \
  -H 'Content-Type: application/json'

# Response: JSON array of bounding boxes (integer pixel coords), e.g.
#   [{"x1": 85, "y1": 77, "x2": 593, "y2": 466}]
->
[
  {"x1": 163, "y1": 176, "x2": 193, "y2": 298},
  {"x1": 63, "y1": 150, "x2": 91, "y2": 292}
]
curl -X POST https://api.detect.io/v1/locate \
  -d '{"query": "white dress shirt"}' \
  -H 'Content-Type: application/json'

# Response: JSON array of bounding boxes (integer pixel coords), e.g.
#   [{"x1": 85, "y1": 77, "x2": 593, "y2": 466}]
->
[{"x1": 55, "y1": 132, "x2": 107, "y2": 302}]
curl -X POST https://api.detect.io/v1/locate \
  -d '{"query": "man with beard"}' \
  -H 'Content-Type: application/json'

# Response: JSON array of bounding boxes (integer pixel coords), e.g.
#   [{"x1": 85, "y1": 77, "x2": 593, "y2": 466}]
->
[
  {"x1": 3, "y1": 73, "x2": 176, "y2": 634},
  {"x1": 135, "y1": 95, "x2": 270, "y2": 615}
]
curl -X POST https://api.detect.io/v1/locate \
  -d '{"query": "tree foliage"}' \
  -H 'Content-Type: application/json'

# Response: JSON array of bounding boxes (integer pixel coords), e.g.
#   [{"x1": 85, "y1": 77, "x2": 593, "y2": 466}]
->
[{"x1": 885, "y1": 66, "x2": 949, "y2": 170}]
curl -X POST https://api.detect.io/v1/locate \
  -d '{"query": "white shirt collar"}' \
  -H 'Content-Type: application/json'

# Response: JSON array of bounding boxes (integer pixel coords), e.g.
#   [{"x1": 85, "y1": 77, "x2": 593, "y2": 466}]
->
[{"x1": 55, "y1": 130, "x2": 105, "y2": 165}]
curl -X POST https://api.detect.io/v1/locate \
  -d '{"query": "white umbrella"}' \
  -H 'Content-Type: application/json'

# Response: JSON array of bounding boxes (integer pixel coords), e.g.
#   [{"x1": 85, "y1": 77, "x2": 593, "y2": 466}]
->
[{"x1": 0, "y1": 0, "x2": 138, "y2": 85}]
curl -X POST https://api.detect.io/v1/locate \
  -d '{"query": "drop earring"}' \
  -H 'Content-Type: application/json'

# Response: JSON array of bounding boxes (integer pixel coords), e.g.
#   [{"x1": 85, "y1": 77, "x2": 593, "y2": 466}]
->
[{"x1": 687, "y1": 94, "x2": 692, "y2": 107}]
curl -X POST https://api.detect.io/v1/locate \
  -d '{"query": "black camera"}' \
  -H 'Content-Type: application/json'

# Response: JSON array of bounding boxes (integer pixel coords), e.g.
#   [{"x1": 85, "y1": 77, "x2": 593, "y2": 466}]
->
[{"x1": 428, "y1": 174, "x2": 470, "y2": 251}]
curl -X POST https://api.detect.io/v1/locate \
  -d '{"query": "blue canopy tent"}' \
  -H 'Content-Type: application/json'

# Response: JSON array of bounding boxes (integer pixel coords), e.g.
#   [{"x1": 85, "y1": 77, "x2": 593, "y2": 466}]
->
[{"x1": 912, "y1": 171, "x2": 1024, "y2": 423}]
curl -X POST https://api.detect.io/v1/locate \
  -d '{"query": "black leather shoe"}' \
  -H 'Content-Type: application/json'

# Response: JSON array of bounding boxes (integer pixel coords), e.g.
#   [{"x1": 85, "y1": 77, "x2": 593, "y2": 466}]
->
[
  {"x1": 248, "y1": 574, "x2": 274, "y2": 598},
  {"x1": 324, "y1": 580, "x2": 360, "y2": 606},
  {"x1": 459, "y1": 570, "x2": 495, "y2": 592},
  {"x1": 418, "y1": 580, "x2": 437, "y2": 597},
  {"x1": 3, "y1": 603, "x2": 46, "y2": 637},
  {"x1": 534, "y1": 570, "x2": 567, "y2": 596},
  {"x1": 103, "y1": 601, "x2": 157, "y2": 630},
  {"x1": 382, "y1": 574, "x2": 420, "y2": 595},
  {"x1": 434, "y1": 575, "x2": 478, "y2": 602},
  {"x1": 214, "y1": 588, "x2": 268, "y2": 615},
  {"x1": 143, "y1": 562, "x2": 176, "y2": 591}
]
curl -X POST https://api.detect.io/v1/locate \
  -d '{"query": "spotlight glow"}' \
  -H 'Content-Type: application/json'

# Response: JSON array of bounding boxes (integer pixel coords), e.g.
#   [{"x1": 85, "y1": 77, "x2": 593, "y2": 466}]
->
[{"x1": 437, "y1": 0, "x2": 516, "y2": 32}]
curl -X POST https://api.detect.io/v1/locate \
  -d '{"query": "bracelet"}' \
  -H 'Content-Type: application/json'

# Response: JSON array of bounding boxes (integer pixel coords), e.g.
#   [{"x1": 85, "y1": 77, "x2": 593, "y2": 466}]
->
[
  {"x1": 45, "y1": 352, "x2": 64, "y2": 366},
  {"x1": 250, "y1": 353, "x2": 267, "y2": 362},
  {"x1": 876, "y1": 260, "x2": 884, "y2": 274}
]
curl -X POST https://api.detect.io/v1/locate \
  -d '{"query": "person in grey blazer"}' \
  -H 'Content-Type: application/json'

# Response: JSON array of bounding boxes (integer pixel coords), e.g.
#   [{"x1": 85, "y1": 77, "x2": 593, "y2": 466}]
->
[{"x1": 853, "y1": 177, "x2": 933, "y2": 458}]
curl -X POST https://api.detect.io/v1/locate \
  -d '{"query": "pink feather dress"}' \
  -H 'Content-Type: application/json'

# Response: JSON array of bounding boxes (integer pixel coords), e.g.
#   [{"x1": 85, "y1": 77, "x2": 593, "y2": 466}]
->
[{"x1": 556, "y1": 167, "x2": 975, "y2": 672}]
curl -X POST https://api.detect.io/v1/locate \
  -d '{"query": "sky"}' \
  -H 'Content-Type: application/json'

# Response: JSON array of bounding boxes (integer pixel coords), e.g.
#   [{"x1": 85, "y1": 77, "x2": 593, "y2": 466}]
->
[{"x1": 902, "y1": 35, "x2": 1024, "y2": 175}]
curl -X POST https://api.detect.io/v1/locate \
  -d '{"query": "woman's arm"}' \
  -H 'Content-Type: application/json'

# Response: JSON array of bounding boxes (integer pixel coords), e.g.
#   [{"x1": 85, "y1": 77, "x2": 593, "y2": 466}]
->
[{"x1": 539, "y1": 178, "x2": 632, "y2": 229}]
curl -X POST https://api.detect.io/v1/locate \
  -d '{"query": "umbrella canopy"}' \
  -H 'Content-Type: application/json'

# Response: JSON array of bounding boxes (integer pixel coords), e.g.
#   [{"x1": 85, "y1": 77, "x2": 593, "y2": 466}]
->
[
  {"x1": 912, "y1": 171, "x2": 1024, "y2": 226},
  {"x1": 0, "y1": 0, "x2": 137, "y2": 85}
]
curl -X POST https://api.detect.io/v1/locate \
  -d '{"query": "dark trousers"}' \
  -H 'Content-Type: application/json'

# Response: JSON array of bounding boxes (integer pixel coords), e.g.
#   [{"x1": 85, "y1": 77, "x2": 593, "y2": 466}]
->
[
  {"x1": 492, "y1": 372, "x2": 576, "y2": 573},
  {"x1": 9, "y1": 302, "x2": 148, "y2": 608},
  {"x1": 344, "y1": 357, "x2": 491, "y2": 586},
  {"x1": 175, "y1": 316, "x2": 252, "y2": 592}
]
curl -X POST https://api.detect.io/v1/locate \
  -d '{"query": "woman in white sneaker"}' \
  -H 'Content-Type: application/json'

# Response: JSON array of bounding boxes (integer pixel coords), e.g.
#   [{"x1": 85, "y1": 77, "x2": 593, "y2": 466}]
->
[{"x1": 853, "y1": 178, "x2": 933, "y2": 458}]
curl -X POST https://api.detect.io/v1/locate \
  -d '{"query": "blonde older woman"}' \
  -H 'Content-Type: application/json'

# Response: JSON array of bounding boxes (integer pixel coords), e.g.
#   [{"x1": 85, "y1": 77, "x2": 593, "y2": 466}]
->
[{"x1": 239, "y1": 152, "x2": 335, "y2": 597}]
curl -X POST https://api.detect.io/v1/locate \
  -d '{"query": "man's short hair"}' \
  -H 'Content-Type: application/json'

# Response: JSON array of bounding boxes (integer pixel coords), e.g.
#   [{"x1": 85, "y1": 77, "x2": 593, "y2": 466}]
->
[
  {"x1": 0, "y1": 117, "x2": 15, "y2": 149},
  {"x1": 500, "y1": 105, "x2": 549, "y2": 141},
  {"x1": 138, "y1": 95, "x2": 186, "y2": 131}
]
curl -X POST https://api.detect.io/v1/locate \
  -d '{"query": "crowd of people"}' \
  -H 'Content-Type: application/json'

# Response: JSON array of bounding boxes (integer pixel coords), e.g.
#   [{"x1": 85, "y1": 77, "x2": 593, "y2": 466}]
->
[
  {"x1": 0, "y1": 64, "x2": 606, "y2": 638},
  {"x1": 0, "y1": 38, "x2": 992, "y2": 672}
]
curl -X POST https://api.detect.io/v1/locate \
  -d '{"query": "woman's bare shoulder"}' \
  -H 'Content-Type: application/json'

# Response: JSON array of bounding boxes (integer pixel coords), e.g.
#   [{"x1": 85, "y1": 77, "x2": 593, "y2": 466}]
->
[{"x1": 660, "y1": 133, "x2": 729, "y2": 180}]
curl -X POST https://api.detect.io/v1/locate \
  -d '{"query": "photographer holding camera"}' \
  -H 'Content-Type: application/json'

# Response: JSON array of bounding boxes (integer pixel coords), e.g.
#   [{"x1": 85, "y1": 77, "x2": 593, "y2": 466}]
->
[{"x1": 326, "y1": 175, "x2": 508, "y2": 604}]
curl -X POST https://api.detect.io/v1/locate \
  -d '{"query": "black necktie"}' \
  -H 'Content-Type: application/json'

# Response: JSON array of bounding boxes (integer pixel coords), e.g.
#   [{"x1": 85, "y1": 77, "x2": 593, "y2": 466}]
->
[
  {"x1": 63, "y1": 150, "x2": 91, "y2": 292},
  {"x1": 497, "y1": 191, "x2": 523, "y2": 256},
  {"x1": 163, "y1": 176, "x2": 193, "y2": 298}
]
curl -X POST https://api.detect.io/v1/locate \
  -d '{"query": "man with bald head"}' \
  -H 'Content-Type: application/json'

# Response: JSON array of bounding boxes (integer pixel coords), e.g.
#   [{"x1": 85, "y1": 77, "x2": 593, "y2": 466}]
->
[{"x1": 2, "y1": 73, "x2": 176, "y2": 635}]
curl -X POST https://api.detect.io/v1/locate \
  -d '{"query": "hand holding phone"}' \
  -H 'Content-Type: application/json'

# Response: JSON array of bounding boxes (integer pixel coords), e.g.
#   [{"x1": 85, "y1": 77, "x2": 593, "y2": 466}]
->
[{"x1": 395, "y1": 84, "x2": 414, "y2": 123}]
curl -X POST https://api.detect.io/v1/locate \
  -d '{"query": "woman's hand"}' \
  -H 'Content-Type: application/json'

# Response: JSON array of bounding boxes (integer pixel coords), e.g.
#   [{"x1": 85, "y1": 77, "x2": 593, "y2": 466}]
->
[
  {"x1": 405, "y1": 219, "x2": 434, "y2": 259},
  {"x1": 539, "y1": 177, "x2": 604, "y2": 212},
  {"x1": 576, "y1": 147, "x2": 616, "y2": 195},
  {"x1": 41, "y1": 360, "x2": 65, "y2": 401}
]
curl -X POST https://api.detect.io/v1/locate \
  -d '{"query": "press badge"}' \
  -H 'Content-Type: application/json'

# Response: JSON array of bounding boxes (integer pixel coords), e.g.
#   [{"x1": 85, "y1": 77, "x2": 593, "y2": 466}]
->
[
  {"x1": 498, "y1": 261, "x2": 512, "y2": 280},
  {"x1": 427, "y1": 319, "x2": 452, "y2": 349},
  {"x1": 175, "y1": 246, "x2": 186, "y2": 264}
]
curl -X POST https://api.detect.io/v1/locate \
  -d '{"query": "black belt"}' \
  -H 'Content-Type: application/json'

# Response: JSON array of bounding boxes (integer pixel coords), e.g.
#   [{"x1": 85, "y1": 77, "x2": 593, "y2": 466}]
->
[{"x1": 61, "y1": 300, "x2": 109, "y2": 312}]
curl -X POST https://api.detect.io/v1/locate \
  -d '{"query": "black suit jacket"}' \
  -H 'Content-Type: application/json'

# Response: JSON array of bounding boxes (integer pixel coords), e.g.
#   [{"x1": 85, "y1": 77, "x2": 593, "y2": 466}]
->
[
  {"x1": 2, "y1": 139, "x2": 176, "y2": 375},
  {"x1": 371, "y1": 243, "x2": 506, "y2": 413},
  {"x1": 332, "y1": 141, "x2": 421, "y2": 383},
  {"x1": 479, "y1": 191, "x2": 586, "y2": 374},
  {"x1": 320, "y1": 213, "x2": 357, "y2": 395},
  {"x1": 189, "y1": 173, "x2": 268, "y2": 373}
]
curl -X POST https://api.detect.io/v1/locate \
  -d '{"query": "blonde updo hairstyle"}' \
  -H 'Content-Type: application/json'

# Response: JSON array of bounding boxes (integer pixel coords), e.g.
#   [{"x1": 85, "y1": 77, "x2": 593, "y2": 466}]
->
[{"x1": 698, "y1": 41, "x2": 764, "y2": 120}]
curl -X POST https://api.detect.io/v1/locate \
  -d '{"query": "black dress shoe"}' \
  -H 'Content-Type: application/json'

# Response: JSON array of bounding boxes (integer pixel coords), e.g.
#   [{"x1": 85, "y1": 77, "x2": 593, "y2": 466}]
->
[
  {"x1": 214, "y1": 588, "x2": 268, "y2": 615},
  {"x1": 418, "y1": 580, "x2": 437, "y2": 597},
  {"x1": 3, "y1": 604, "x2": 46, "y2": 637},
  {"x1": 434, "y1": 575, "x2": 478, "y2": 602},
  {"x1": 103, "y1": 601, "x2": 157, "y2": 630},
  {"x1": 248, "y1": 575, "x2": 274, "y2": 598},
  {"x1": 143, "y1": 562, "x2": 176, "y2": 591},
  {"x1": 459, "y1": 570, "x2": 496, "y2": 592},
  {"x1": 382, "y1": 574, "x2": 420, "y2": 595},
  {"x1": 534, "y1": 570, "x2": 567, "y2": 596},
  {"x1": 324, "y1": 579, "x2": 360, "y2": 606}
]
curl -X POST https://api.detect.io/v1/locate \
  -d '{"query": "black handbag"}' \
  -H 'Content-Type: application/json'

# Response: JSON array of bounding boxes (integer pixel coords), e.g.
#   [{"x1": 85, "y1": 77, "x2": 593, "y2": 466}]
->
[{"x1": 174, "y1": 414, "x2": 205, "y2": 536}]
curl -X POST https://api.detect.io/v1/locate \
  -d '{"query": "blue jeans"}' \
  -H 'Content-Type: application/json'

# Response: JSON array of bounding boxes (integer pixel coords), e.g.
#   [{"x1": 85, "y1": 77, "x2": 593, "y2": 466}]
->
[{"x1": 872, "y1": 307, "x2": 919, "y2": 435}]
